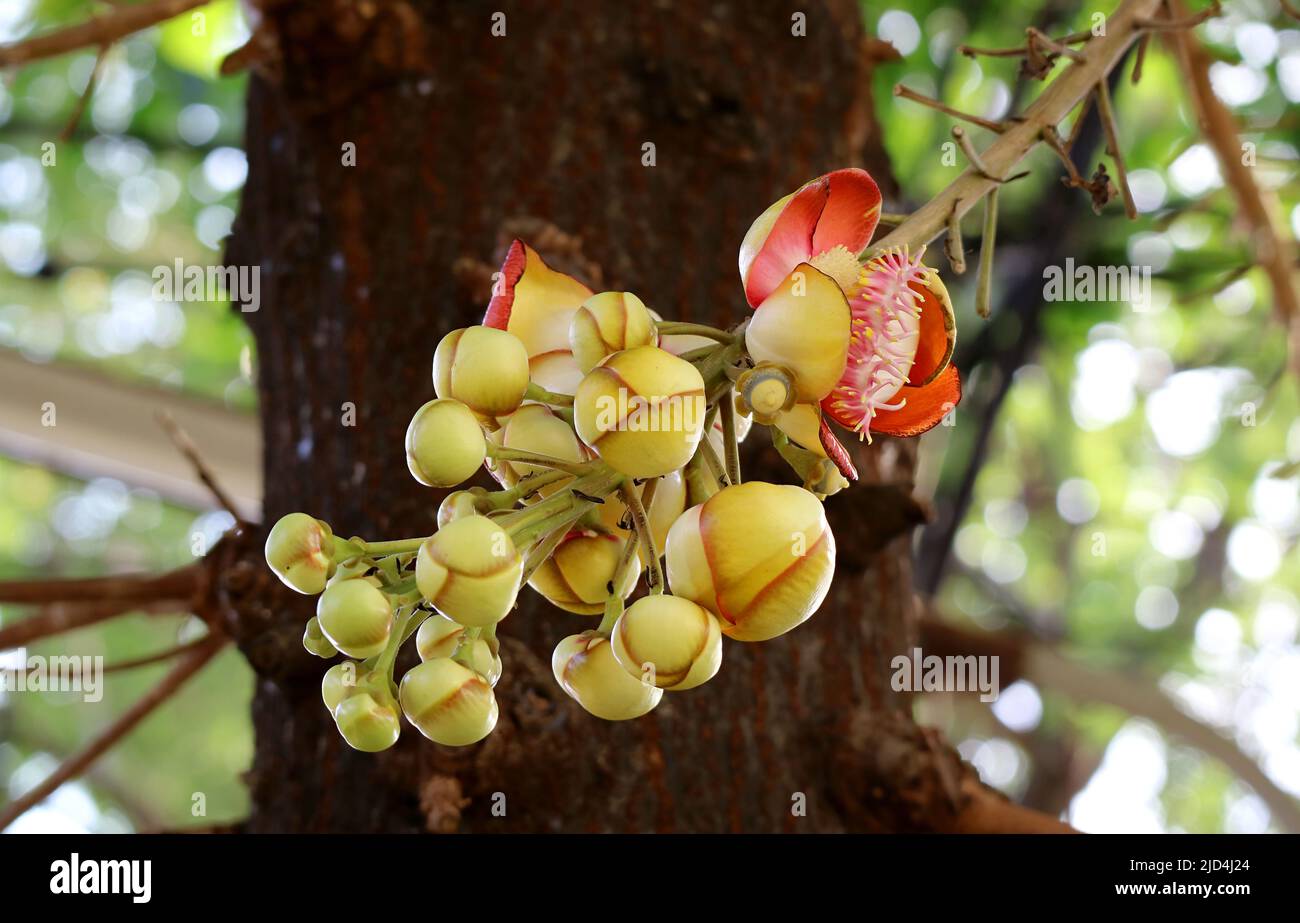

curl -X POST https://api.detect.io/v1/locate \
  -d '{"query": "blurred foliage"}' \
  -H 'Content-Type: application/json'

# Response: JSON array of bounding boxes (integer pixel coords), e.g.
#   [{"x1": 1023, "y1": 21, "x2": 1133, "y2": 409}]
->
[{"x1": 0, "y1": 0, "x2": 1298, "y2": 832}]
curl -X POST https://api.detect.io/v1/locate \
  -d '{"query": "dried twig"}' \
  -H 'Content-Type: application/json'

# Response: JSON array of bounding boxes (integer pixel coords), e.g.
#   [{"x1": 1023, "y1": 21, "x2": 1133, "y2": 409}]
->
[
  {"x1": 1167, "y1": 0, "x2": 1300, "y2": 362},
  {"x1": 0, "y1": 563, "x2": 201, "y2": 607},
  {"x1": 0, "y1": 598, "x2": 188, "y2": 652},
  {"x1": 958, "y1": 29, "x2": 1092, "y2": 59},
  {"x1": 1131, "y1": 33, "x2": 1150, "y2": 84},
  {"x1": 1094, "y1": 78, "x2": 1138, "y2": 219},
  {"x1": 156, "y1": 411, "x2": 248, "y2": 523},
  {"x1": 945, "y1": 201, "x2": 966, "y2": 274},
  {"x1": 893, "y1": 84, "x2": 1007, "y2": 134},
  {"x1": 1137, "y1": 0, "x2": 1222, "y2": 30},
  {"x1": 59, "y1": 44, "x2": 108, "y2": 141},
  {"x1": 0, "y1": 637, "x2": 226, "y2": 831},
  {"x1": 103, "y1": 636, "x2": 212, "y2": 673}
]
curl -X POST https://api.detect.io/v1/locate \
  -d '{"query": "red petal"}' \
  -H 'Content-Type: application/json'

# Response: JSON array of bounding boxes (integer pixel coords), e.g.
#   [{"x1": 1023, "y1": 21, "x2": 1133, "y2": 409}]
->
[
  {"x1": 906, "y1": 276, "x2": 956, "y2": 387},
  {"x1": 483, "y1": 239, "x2": 527, "y2": 329},
  {"x1": 741, "y1": 181, "x2": 828, "y2": 308},
  {"x1": 819, "y1": 416, "x2": 858, "y2": 481},
  {"x1": 810, "y1": 168, "x2": 882, "y2": 259},
  {"x1": 872, "y1": 365, "x2": 961, "y2": 437}
]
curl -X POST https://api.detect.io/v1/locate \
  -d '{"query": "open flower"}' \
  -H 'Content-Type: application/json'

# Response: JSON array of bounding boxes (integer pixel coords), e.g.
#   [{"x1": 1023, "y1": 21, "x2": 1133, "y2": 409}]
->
[
  {"x1": 484, "y1": 240, "x2": 593, "y2": 393},
  {"x1": 738, "y1": 169, "x2": 960, "y2": 461}
]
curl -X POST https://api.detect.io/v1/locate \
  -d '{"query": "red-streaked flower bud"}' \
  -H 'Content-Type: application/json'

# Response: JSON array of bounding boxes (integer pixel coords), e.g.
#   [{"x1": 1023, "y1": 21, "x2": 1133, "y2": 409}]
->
[
  {"x1": 489, "y1": 403, "x2": 587, "y2": 495},
  {"x1": 399, "y1": 658, "x2": 498, "y2": 746},
  {"x1": 573, "y1": 345, "x2": 706, "y2": 479},
  {"x1": 552, "y1": 630, "x2": 662, "y2": 720},
  {"x1": 611, "y1": 594, "x2": 722, "y2": 690},
  {"x1": 303, "y1": 616, "x2": 338, "y2": 658},
  {"x1": 665, "y1": 481, "x2": 835, "y2": 642},
  {"x1": 265, "y1": 512, "x2": 336, "y2": 595},
  {"x1": 528, "y1": 530, "x2": 640, "y2": 615},
  {"x1": 569, "y1": 291, "x2": 659, "y2": 373},
  {"x1": 434, "y1": 325, "x2": 531, "y2": 417},
  {"x1": 416, "y1": 515, "x2": 523, "y2": 627},
  {"x1": 333, "y1": 692, "x2": 401, "y2": 752}
]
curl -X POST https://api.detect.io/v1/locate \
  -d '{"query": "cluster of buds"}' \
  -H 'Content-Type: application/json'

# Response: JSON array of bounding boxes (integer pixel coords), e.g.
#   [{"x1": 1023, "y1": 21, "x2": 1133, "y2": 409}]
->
[{"x1": 264, "y1": 168, "x2": 961, "y2": 751}]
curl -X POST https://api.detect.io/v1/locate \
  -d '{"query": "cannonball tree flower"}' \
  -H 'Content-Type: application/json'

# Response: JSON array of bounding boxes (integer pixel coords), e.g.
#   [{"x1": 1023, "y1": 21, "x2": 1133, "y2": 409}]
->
[
  {"x1": 484, "y1": 240, "x2": 593, "y2": 393},
  {"x1": 738, "y1": 168, "x2": 961, "y2": 474}
]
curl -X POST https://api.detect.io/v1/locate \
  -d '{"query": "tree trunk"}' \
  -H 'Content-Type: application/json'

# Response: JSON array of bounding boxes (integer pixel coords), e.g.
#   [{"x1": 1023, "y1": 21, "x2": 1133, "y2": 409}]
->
[{"x1": 226, "y1": 0, "x2": 942, "y2": 833}]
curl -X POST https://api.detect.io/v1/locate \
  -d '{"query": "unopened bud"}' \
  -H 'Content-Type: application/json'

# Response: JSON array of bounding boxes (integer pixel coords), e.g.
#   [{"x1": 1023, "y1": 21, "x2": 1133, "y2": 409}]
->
[
  {"x1": 316, "y1": 578, "x2": 393, "y2": 659},
  {"x1": 265, "y1": 513, "x2": 336, "y2": 595},
  {"x1": 406, "y1": 399, "x2": 487, "y2": 488},
  {"x1": 433, "y1": 325, "x2": 531, "y2": 417}
]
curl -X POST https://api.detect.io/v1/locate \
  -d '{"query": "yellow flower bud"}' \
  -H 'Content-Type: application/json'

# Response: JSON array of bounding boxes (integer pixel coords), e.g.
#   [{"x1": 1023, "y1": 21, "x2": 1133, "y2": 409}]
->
[
  {"x1": 595, "y1": 469, "x2": 686, "y2": 564},
  {"x1": 433, "y1": 325, "x2": 531, "y2": 417},
  {"x1": 437, "y1": 489, "x2": 484, "y2": 528},
  {"x1": 399, "y1": 658, "x2": 498, "y2": 746},
  {"x1": 573, "y1": 345, "x2": 706, "y2": 479},
  {"x1": 744, "y1": 264, "x2": 851, "y2": 402},
  {"x1": 321, "y1": 660, "x2": 364, "y2": 713},
  {"x1": 491, "y1": 404, "x2": 587, "y2": 496},
  {"x1": 665, "y1": 481, "x2": 835, "y2": 642},
  {"x1": 316, "y1": 578, "x2": 393, "y2": 659},
  {"x1": 303, "y1": 616, "x2": 338, "y2": 658},
  {"x1": 264, "y1": 512, "x2": 336, "y2": 595},
  {"x1": 416, "y1": 515, "x2": 523, "y2": 627},
  {"x1": 612, "y1": 594, "x2": 722, "y2": 690},
  {"x1": 416, "y1": 616, "x2": 502, "y2": 684},
  {"x1": 569, "y1": 291, "x2": 659, "y2": 373},
  {"x1": 405, "y1": 398, "x2": 487, "y2": 488},
  {"x1": 333, "y1": 692, "x2": 401, "y2": 752},
  {"x1": 415, "y1": 612, "x2": 464, "y2": 660},
  {"x1": 552, "y1": 631, "x2": 663, "y2": 720},
  {"x1": 528, "y1": 530, "x2": 640, "y2": 615}
]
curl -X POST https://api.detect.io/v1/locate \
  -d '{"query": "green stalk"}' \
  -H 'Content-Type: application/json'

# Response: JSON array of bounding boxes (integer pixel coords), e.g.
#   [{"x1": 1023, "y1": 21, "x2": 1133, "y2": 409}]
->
[
  {"x1": 596, "y1": 529, "x2": 640, "y2": 635},
  {"x1": 654, "y1": 321, "x2": 735, "y2": 343},
  {"x1": 487, "y1": 445, "x2": 591, "y2": 476},
  {"x1": 524, "y1": 381, "x2": 575, "y2": 406}
]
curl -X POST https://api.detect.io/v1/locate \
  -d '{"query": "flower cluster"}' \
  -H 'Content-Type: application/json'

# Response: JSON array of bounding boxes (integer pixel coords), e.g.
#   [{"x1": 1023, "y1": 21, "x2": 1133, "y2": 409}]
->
[{"x1": 264, "y1": 168, "x2": 960, "y2": 751}]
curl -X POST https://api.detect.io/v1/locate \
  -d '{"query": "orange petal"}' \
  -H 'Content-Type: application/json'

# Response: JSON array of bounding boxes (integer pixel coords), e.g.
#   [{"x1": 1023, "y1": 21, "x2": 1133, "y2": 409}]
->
[
  {"x1": 483, "y1": 240, "x2": 592, "y2": 359},
  {"x1": 906, "y1": 270, "x2": 956, "y2": 387},
  {"x1": 871, "y1": 365, "x2": 961, "y2": 437},
  {"x1": 739, "y1": 168, "x2": 882, "y2": 308}
]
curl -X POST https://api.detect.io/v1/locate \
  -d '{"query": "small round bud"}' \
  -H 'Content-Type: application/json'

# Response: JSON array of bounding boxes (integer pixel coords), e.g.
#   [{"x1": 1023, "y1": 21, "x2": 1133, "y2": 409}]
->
[
  {"x1": 434, "y1": 326, "x2": 531, "y2": 417},
  {"x1": 491, "y1": 404, "x2": 587, "y2": 495},
  {"x1": 303, "y1": 617, "x2": 339, "y2": 658},
  {"x1": 528, "y1": 530, "x2": 640, "y2": 615},
  {"x1": 333, "y1": 692, "x2": 401, "y2": 752},
  {"x1": 400, "y1": 658, "x2": 498, "y2": 746},
  {"x1": 416, "y1": 515, "x2": 523, "y2": 627},
  {"x1": 316, "y1": 578, "x2": 393, "y2": 659},
  {"x1": 322, "y1": 661, "x2": 363, "y2": 713},
  {"x1": 553, "y1": 631, "x2": 663, "y2": 720},
  {"x1": 437, "y1": 489, "x2": 484, "y2": 528},
  {"x1": 264, "y1": 513, "x2": 336, "y2": 595},
  {"x1": 573, "y1": 345, "x2": 706, "y2": 478},
  {"x1": 612, "y1": 595, "x2": 722, "y2": 690},
  {"x1": 569, "y1": 291, "x2": 659, "y2": 373},
  {"x1": 415, "y1": 612, "x2": 464, "y2": 660},
  {"x1": 744, "y1": 264, "x2": 851, "y2": 402},
  {"x1": 665, "y1": 481, "x2": 835, "y2": 642},
  {"x1": 406, "y1": 399, "x2": 487, "y2": 488}
]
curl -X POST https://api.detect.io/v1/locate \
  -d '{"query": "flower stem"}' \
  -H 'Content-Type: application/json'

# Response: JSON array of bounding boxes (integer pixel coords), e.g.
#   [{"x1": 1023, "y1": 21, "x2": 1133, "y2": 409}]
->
[
  {"x1": 524, "y1": 381, "x2": 575, "y2": 406},
  {"x1": 487, "y1": 445, "x2": 591, "y2": 476},
  {"x1": 619, "y1": 481, "x2": 663, "y2": 593},
  {"x1": 655, "y1": 321, "x2": 735, "y2": 343},
  {"x1": 719, "y1": 391, "x2": 741, "y2": 486},
  {"x1": 360, "y1": 537, "x2": 428, "y2": 556},
  {"x1": 597, "y1": 529, "x2": 640, "y2": 635}
]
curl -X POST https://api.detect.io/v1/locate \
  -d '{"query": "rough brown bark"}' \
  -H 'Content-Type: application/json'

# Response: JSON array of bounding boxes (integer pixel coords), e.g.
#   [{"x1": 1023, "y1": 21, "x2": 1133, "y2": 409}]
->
[{"x1": 223, "y1": 0, "x2": 974, "y2": 833}]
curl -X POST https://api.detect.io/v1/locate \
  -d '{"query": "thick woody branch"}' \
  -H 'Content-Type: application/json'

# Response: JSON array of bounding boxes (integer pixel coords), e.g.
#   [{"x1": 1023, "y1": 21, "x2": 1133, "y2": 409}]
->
[
  {"x1": 874, "y1": 0, "x2": 1167, "y2": 255},
  {"x1": 1166, "y1": 0, "x2": 1300, "y2": 356},
  {"x1": 0, "y1": 637, "x2": 226, "y2": 831},
  {"x1": 0, "y1": 597, "x2": 188, "y2": 652},
  {"x1": 0, "y1": 0, "x2": 209, "y2": 68},
  {"x1": 0, "y1": 562, "x2": 202, "y2": 606}
]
